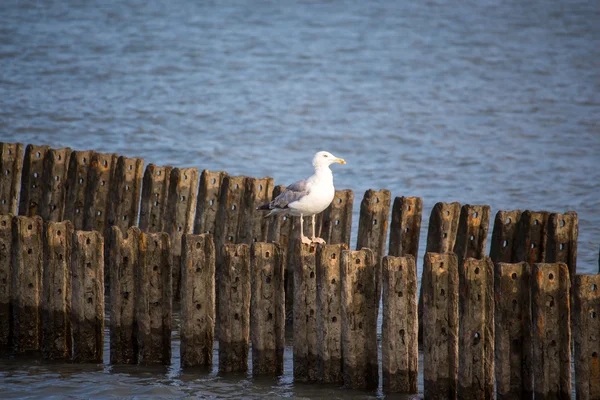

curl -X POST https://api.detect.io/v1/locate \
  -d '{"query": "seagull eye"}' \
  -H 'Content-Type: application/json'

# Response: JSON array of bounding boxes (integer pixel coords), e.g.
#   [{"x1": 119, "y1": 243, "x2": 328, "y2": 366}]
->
[{"x1": 324, "y1": 155, "x2": 328, "y2": 157}]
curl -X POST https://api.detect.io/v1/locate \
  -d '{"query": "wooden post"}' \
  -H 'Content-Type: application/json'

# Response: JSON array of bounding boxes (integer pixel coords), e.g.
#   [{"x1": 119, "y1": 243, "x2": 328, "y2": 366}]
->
[
  {"x1": 293, "y1": 242, "x2": 319, "y2": 382},
  {"x1": 515, "y1": 210, "x2": 549, "y2": 265},
  {"x1": 0, "y1": 142, "x2": 24, "y2": 215},
  {"x1": 83, "y1": 152, "x2": 118, "y2": 233},
  {"x1": 453, "y1": 205, "x2": 490, "y2": 268},
  {"x1": 165, "y1": 167, "x2": 199, "y2": 299},
  {"x1": 107, "y1": 155, "x2": 144, "y2": 233},
  {"x1": 388, "y1": 196, "x2": 423, "y2": 260},
  {"x1": 546, "y1": 211, "x2": 578, "y2": 281},
  {"x1": 40, "y1": 147, "x2": 72, "y2": 222},
  {"x1": 218, "y1": 244, "x2": 251, "y2": 373},
  {"x1": 320, "y1": 189, "x2": 354, "y2": 246},
  {"x1": 71, "y1": 230, "x2": 104, "y2": 362},
  {"x1": 382, "y1": 255, "x2": 418, "y2": 393},
  {"x1": 136, "y1": 232, "x2": 172, "y2": 365},
  {"x1": 180, "y1": 234, "x2": 215, "y2": 368},
  {"x1": 11, "y1": 216, "x2": 43, "y2": 354},
  {"x1": 494, "y1": 262, "x2": 533, "y2": 399},
  {"x1": 340, "y1": 248, "x2": 379, "y2": 390},
  {"x1": 531, "y1": 263, "x2": 571, "y2": 398},
  {"x1": 138, "y1": 164, "x2": 173, "y2": 232},
  {"x1": 42, "y1": 220, "x2": 73, "y2": 360},
  {"x1": 458, "y1": 257, "x2": 494, "y2": 400},
  {"x1": 193, "y1": 170, "x2": 228, "y2": 235},
  {"x1": 573, "y1": 274, "x2": 600, "y2": 400},
  {"x1": 489, "y1": 210, "x2": 522, "y2": 264},
  {"x1": 18, "y1": 144, "x2": 49, "y2": 217},
  {"x1": 238, "y1": 176, "x2": 273, "y2": 245},
  {"x1": 0, "y1": 215, "x2": 12, "y2": 354},
  {"x1": 422, "y1": 252, "x2": 459, "y2": 400},
  {"x1": 316, "y1": 244, "x2": 347, "y2": 384},
  {"x1": 109, "y1": 226, "x2": 140, "y2": 365},
  {"x1": 213, "y1": 175, "x2": 246, "y2": 249},
  {"x1": 64, "y1": 150, "x2": 94, "y2": 230},
  {"x1": 250, "y1": 242, "x2": 284, "y2": 375}
]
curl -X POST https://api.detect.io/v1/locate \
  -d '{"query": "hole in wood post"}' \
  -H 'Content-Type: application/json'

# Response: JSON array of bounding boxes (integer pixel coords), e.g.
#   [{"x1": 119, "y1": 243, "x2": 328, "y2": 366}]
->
[
  {"x1": 372, "y1": 219, "x2": 377, "y2": 225},
  {"x1": 3, "y1": 170, "x2": 7, "y2": 175},
  {"x1": 310, "y1": 309, "x2": 314, "y2": 316},
  {"x1": 551, "y1": 340, "x2": 556, "y2": 347},
  {"x1": 470, "y1": 235, "x2": 475, "y2": 241},
  {"x1": 442, "y1": 233, "x2": 447, "y2": 238},
  {"x1": 511, "y1": 272, "x2": 517, "y2": 280},
  {"x1": 590, "y1": 311, "x2": 596, "y2": 319},
  {"x1": 398, "y1": 291, "x2": 403, "y2": 297},
  {"x1": 474, "y1": 267, "x2": 480, "y2": 274},
  {"x1": 88, "y1": 297, "x2": 93, "y2": 304},
  {"x1": 82, "y1": 157, "x2": 86, "y2": 163},
  {"x1": 560, "y1": 219, "x2": 565, "y2": 227},
  {"x1": 36, "y1": 152, "x2": 41, "y2": 158},
  {"x1": 157, "y1": 170, "x2": 161, "y2": 176},
  {"x1": 310, "y1": 271, "x2": 314, "y2": 279},
  {"x1": 103, "y1": 160, "x2": 108, "y2": 167},
  {"x1": 33, "y1": 172, "x2": 38, "y2": 178},
  {"x1": 86, "y1": 262, "x2": 92, "y2": 268},
  {"x1": 97, "y1": 211, "x2": 102, "y2": 216},
  {"x1": 59, "y1": 254, "x2": 63, "y2": 260},
  {"x1": 153, "y1": 201, "x2": 158, "y2": 206},
  {"x1": 400, "y1": 329, "x2": 405, "y2": 336},
  {"x1": 7, "y1": 149, "x2": 11, "y2": 155},
  {"x1": 153, "y1": 265, "x2": 158, "y2": 271},
  {"x1": 196, "y1": 304, "x2": 201, "y2": 310},
  {"x1": 473, "y1": 332, "x2": 481, "y2": 345},
  {"x1": 32, "y1": 184, "x2": 36, "y2": 188},
  {"x1": 404, "y1": 227, "x2": 409, "y2": 233},
  {"x1": 559, "y1": 243, "x2": 564, "y2": 250},
  {"x1": 234, "y1": 183, "x2": 239, "y2": 189},
  {"x1": 593, "y1": 352, "x2": 598, "y2": 358},
  {"x1": 209, "y1": 199, "x2": 214, "y2": 206},
  {"x1": 375, "y1": 197, "x2": 379, "y2": 203},
  {"x1": 357, "y1": 283, "x2": 363, "y2": 291},
  {"x1": 265, "y1": 251, "x2": 270, "y2": 258},
  {"x1": 123, "y1": 257, "x2": 128, "y2": 265},
  {"x1": 331, "y1": 278, "x2": 336, "y2": 284},
  {"x1": 266, "y1": 276, "x2": 271, "y2": 284},
  {"x1": 86, "y1": 238, "x2": 91, "y2": 245},
  {"x1": 125, "y1": 185, "x2": 129, "y2": 191},
  {"x1": 503, "y1": 240, "x2": 508, "y2": 248},
  {"x1": 28, "y1": 224, "x2": 32, "y2": 230},
  {"x1": 180, "y1": 195, "x2": 185, "y2": 201},
  {"x1": 101, "y1": 180, "x2": 105, "y2": 186},
  {"x1": 335, "y1": 220, "x2": 339, "y2": 225},
  {"x1": 258, "y1": 184, "x2": 263, "y2": 191},
  {"x1": 228, "y1": 236, "x2": 233, "y2": 242},
  {"x1": 1, "y1": 221, "x2": 5, "y2": 227},
  {"x1": 439, "y1": 262, "x2": 444, "y2": 270},
  {"x1": 27, "y1": 248, "x2": 32, "y2": 254},
  {"x1": 473, "y1": 211, "x2": 478, "y2": 218},
  {"x1": 235, "y1": 277, "x2": 239, "y2": 283},
  {"x1": 231, "y1": 205, "x2": 236, "y2": 211},
  {"x1": 331, "y1": 253, "x2": 336, "y2": 260},
  {"x1": 184, "y1": 174, "x2": 188, "y2": 181},
  {"x1": 358, "y1": 322, "x2": 363, "y2": 329},
  {"x1": 332, "y1": 316, "x2": 337, "y2": 322},
  {"x1": 440, "y1": 288, "x2": 445, "y2": 296},
  {"x1": 196, "y1": 242, "x2": 201, "y2": 249},
  {"x1": 506, "y1": 217, "x2": 511, "y2": 224},
  {"x1": 355, "y1": 258, "x2": 360, "y2": 264},
  {"x1": 534, "y1": 219, "x2": 539, "y2": 225},
  {"x1": 129, "y1": 165, "x2": 133, "y2": 170},
  {"x1": 531, "y1": 243, "x2": 536, "y2": 249},
  {"x1": 267, "y1": 312, "x2": 272, "y2": 320},
  {"x1": 592, "y1": 284, "x2": 597, "y2": 291},
  {"x1": 75, "y1": 208, "x2": 80, "y2": 214},
  {"x1": 57, "y1": 230, "x2": 61, "y2": 236},
  {"x1": 549, "y1": 273, "x2": 554, "y2": 280},
  {"x1": 58, "y1": 154, "x2": 61, "y2": 160},
  {"x1": 337, "y1": 198, "x2": 342, "y2": 204},
  {"x1": 52, "y1": 204, "x2": 56, "y2": 211},
  {"x1": 196, "y1": 267, "x2": 201, "y2": 273},
  {"x1": 283, "y1": 216, "x2": 287, "y2": 221},
  {"x1": 406, "y1": 205, "x2": 411, "y2": 211},
  {"x1": 445, "y1": 210, "x2": 450, "y2": 216},
  {"x1": 441, "y1": 327, "x2": 446, "y2": 335},
  {"x1": 1, "y1": 200, "x2": 4, "y2": 205},
  {"x1": 177, "y1": 226, "x2": 182, "y2": 232},
  {"x1": 57, "y1": 288, "x2": 62, "y2": 294},
  {"x1": 549, "y1": 299, "x2": 555, "y2": 307},
  {"x1": 28, "y1": 283, "x2": 33, "y2": 288},
  {"x1": 211, "y1": 178, "x2": 216, "y2": 184},
  {"x1": 79, "y1": 177, "x2": 84, "y2": 184},
  {"x1": 234, "y1": 313, "x2": 239, "y2": 320}
]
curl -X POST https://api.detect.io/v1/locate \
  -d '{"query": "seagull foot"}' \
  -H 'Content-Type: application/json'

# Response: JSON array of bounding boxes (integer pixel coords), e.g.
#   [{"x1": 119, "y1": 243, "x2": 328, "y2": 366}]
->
[
  {"x1": 311, "y1": 237, "x2": 326, "y2": 244},
  {"x1": 301, "y1": 236, "x2": 312, "y2": 245}
]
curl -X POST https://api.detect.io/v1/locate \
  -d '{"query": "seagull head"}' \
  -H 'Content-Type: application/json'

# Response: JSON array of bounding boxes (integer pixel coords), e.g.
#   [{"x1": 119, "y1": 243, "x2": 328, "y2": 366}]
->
[{"x1": 313, "y1": 151, "x2": 346, "y2": 168}]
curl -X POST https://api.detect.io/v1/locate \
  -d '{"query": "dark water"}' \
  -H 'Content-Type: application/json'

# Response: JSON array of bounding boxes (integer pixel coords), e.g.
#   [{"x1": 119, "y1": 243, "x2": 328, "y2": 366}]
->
[{"x1": 0, "y1": 0, "x2": 598, "y2": 397}]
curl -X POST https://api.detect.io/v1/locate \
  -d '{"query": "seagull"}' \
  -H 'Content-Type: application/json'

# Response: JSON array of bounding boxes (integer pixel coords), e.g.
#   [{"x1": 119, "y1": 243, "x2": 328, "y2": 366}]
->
[{"x1": 258, "y1": 151, "x2": 346, "y2": 245}]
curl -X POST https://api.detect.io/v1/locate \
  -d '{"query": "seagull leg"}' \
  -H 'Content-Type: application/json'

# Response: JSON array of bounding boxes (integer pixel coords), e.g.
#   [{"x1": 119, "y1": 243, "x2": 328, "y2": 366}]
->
[
  {"x1": 311, "y1": 214, "x2": 325, "y2": 244},
  {"x1": 300, "y1": 214, "x2": 311, "y2": 245}
]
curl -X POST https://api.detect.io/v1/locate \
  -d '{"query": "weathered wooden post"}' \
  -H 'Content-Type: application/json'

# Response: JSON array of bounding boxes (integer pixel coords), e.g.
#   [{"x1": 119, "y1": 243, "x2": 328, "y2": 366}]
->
[
  {"x1": 458, "y1": 257, "x2": 494, "y2": 400},
  {"x1": 71, "y1": 230, "x2": 104, "y2": 362},
  {"x1": 165, "y1": 167, "x2": 199, "y2": 299},
  {"x1": 573, "y1": 274, "x2": 600, "y2": 400},
  {"x1": 422, "y1": 252, "x2": 459, "y2": 400},
  {"x1": 238, "y1": 177, "x2": 273, "y2": 245},
  {"x1": 213, "y1": 175, "x2": 247, "y2": 249},
  {"x1": 42, "y1": 220, "x2": 73, "y2": 360},
  {"x1": 18, "y1": 144, "x2": 49, "y2": 217},
  {"x1": 0, "y1": 142, "x2": 24, "y2": 215},
  {"x1": 515, "y1": 210, "x2": 549, "y2": 265},
  {"x1": 11, "y1": 216, "x2": 43, "y2": 354},
  {"x1": 193, "y1": 170, "x2": 228, "y2": 235},
  {"x1": 0, "y1": 215, "x2": 12, "y2": 354},
  {"x1": 250, "y1": 242, "x2": 284, "y2": 376},
  {"x1": 453, "y1": 205, "x2": 490, "y2": 270},
  {"x1": 40, "y1": 147, "x2": 72, "y2": 222},
  {"x1": 136, "y1": 232, "x2": 172, "y2": 365},
  {"x1": 320, "y1": 189, "x2": 354, "y2": 246},
  {"x1": 180, "y1": 234, "x2": 215, "y2": 368},
  {"x1": 546, "y1": 211, "x2": 578, "y2": 280},
  {"x1": 316, "y1": 243, "x2": 347, "y2": 384},
  {"x1": 531, "y1": 263, "x2": 571, "y2": 398},
  {"x1": 382, "y1": 255, "x2": 418, "y2": 393},
  {"x1": 218, "y1": 244, "x2": 251, "y2": 373},
  {"x1": 388, "y1": 196, "x2": 423, "y2": 260},
  {"x1": 489, "y1": 210, "x2": 522, "y2": 264},
  {"x1": 83, "y1": 152, "x2": 118, "y2": 233},
  {"x1": 341, "y1": 248, "x2": 379, "y2": 391},
  {"x1": 106, "y1": 155, "x2": 144, "y2": 233},
  {"x1": 64, "y1": 150, "x2": 94, "y2": 230},
  {"x1": 109, "y1": 226, "x2": 140, "y2": 365},
  {"x1": 293, "y1": 242, "x2": 320, "y2": 381},
  {"x1": 494, "y1": 262, "x2": 533, "y2": 399},
  {"x1": 138, "y1": 164, "x2": 173, "y2": 232}
]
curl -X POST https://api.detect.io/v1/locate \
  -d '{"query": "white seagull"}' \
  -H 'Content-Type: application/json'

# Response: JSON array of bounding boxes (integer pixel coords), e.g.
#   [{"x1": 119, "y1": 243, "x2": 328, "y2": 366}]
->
[{"x1": 258, "y1": 151, "x2": 346, "y2": 244}]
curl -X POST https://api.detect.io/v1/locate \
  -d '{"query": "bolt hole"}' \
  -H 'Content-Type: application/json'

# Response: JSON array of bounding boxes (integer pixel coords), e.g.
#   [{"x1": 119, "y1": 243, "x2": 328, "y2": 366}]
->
[
  {"x1": 337, "y1": 198, "x2": 342, "y2": 204},
  {"x1": 474, "y1": 267, "x2": 480, "y2": 275},
  {"x1": 559, "y1": 243, "x2": 564, "y2": 250},
  {"x1": 266, "y1": 276, "x2": 271, "y2": 284},
  {"x1": 331, "y1": 278, "x2": 336, "y2": 285},
  {"x1": 211, "y1": 178, "x2": 216, "y2": 184},
  {"x1": 531, "y1": 243, "x2": 536, "y2": 249},
  {"x1": 231, "y1": 204, "x2": 236, "y2": 211},
  {"x1": 355, "y1": 258, "x2": 360, "y2": 264},
  {"x1": 505, "y1": 217, "x2": 511, "y2": 224},
  {"x1": 445, "y1": 210, "x2": 450, "y2": 216},
  {"x1": 57, "y1": 288, "x2": 62, "y2": 294},
  {"x1": 358, "y1": 322, "x2": 363, "y2": 329},
  {"x1": 560, "y1": 219, "x2": 565, "y2": 227},
  {"x1": 33, "y1": 172, "x2": 38, "y2": 178},
  {"x1": 196, "y1": 267, "x2": 201, "y2": 273},
  {"x1": 28, "y1": 224, "x2": 32, "y2": 230},
  {"x1": 335, "y1": 220, "x2": 339, "y2": 225},
  {"x1": 310, "y1": 271, "x2": 314, "y2": 279},
  {"x1": 331, "y1": 253, "x2": 336, "y2": 260},
  {"x1": 503, "y1": 240, "x2": 508, "y2": 248},
  {"x1": 398, "y1": 291, "x2": 403, "y2": 297},
  {"x1": 86, "y1": 238, "x2": 91, "y2": 245},
  {"x1": 593, "y1": 352, "x2": 598, "y2": 358},
  {"x1": 27, "y1": 248, "x2": 32, "y2": 254},
  {"x1": 234, "y1": 183, "x2": 239, "y2": 189},
  {"x1": 332, "y1": 316, "x2": 337, "y2": 322},
  {"x1": 440, "y1": 288, "x2": 445, "y2": 296},
  {"x1": 473, "y1": 212, "x2": 478, "y2": 218},
  {"x1": 592, "y1": 284, "x2": 597, "y2": 291},
  {"x1": 86, "y1": 262, "x2": 92, "y2": 268},
  {"x1": 234, "y1": 313, "x2": 239, "y2": 320},
  {"x1": 153, "y1": 265, "x2": 158, "y2": 271},
  {"x1": 589, "y1": 311, "x2": 596, "y2": 319},
  {"x1": 442, "y1": 233, "x2": 447, "y2": 238},
  {"x1": 209, "y1": 199, "x2": 214, "y2": 206},
  {"x1": 470, "y1": 235, "x2": 475, "y2": 241},
  {"x1": 404, "y1": 227, "x2": 409, "y2": 233},
  {"x1": 265, "y1": 251, "x2": 270, "y2": 258},
  {"x1": 28, "y1": 283, "x2": 33, "y2": 288},
  {"x1": 196, "y1": 304, "x2": 201, "y2": 310},
  {"x1": 534, "y1": 219, "x2": 539, "y2": 226},
  {"x1": 511, "y1": 272, "x2": 517, "y2": 280},
  {"x1": 549, "y1": 273, "x2": 554, "y2": 281},
  {"x1": 439, "y1": 262, "x2": 444, "y2": 270},
  {"x1": 125, "y1": 185, "x2": 129, "y2": 191},
  {"x1": 372, "y1": 219, "x2": 377, "y2": 225}
]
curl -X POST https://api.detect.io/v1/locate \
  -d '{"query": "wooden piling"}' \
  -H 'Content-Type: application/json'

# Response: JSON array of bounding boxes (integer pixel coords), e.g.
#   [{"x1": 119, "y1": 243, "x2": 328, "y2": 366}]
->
[
  {"x1": 515, "y1": 210, "x2": 549, "y2": 265},
  {"x1": 573, "y1": 274, "x2": 600, "y2": 400},
  {"x1": 165, "y1": 167, "x2": 199, "y2": 298},
  {"x1": 453, "y1": 204, "x2": 490, "y2": 270},
  {"x1": 250, "y1": 242, "x2": 284, "y2": 376},
  {"x1": 42, "y1": 221, "x2": 73, "y2": 360},
  {"x1": 316, "y1": 244, "x2": 347, "y2": 384},
  {"x1": 458, "y1": 257, "x2": 494, "y2": 400},
  {"x1": 40, "y1": 147, "x2": 72, "y2": 222},
  {"x1": 71, "y1": 230, "x2": 104, "y2": 362},
  {"x1": 531, "y1": 263, "x2": 571, "y2": 398},
  {"x1": 18, "y1": 144, "x2": 49, "y2": 217},
  {"x1": 293, "y1": 242, "x2": 320, "y2": 382},
  {"x1": 546, "y1": 211, "x2": 578, "y2": 280},
  {"x1": 83, "y1": 152, "x2": 118, "y2": 233},
  {"x1": 180, "y1": 234, "x2": 215, "y2": 368},
  {"x1": 422, "y1": 252, "x2": 459, "y2": 400},
  {"x1": 214, "y1": 175, "x2": 247, "y2": 249},
  {"x1": 218, "y1": 244, "x2": 251, "y2": 373},
  {"x1": 138, "y1": 164, "x2": 173, "y2": 232},
  {"x1": 382, "y1": 255, "x2": 418, "y2": 393},
  {"x1": 340, "y1": 248, "x2": 379, "y2": 390},
  {"x1": 489, "y1": 210, "x2": 522, "y2": 264},
  {"x1": 0, "y1": 215, "x2": 12, "y2": 354},
  {"x1": 388, "y1": 196, "x2": 423, "y2": 260},
  {"x1": 64, "y1": 150, "x2": 94, "y2": 230},
  {"x1": 238, "y1": 177, "x2": 273, "y2": 245},
  {"x1": 0, "y1": 142, "x2": 24, "y2": 215},
  {"x1": 494, "y1": 262, "x2": 533, "y2": 399},
  {"x1": 193, "y1": 170, "x2": 228, "y2": 235},
  {"x1": 320, "y1": 189, "x2": 354, "y2": 246},
  {"x1": 11, "y1": 216, "x2": 43, "y2": 354},
  {"x1": 107, "y1": 155, "x2": 144, "y2": 233},
  {"x1": 136, "y1": 232, "x2": 172, "y2": 365},
  {"x1": 109, "y1": 226, "x2": 140, "y2": 365}
]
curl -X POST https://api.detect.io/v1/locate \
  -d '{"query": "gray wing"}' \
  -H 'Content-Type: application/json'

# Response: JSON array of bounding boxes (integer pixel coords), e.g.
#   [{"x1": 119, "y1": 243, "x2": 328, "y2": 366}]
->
[{"x1": 267, "y1": 179, "x2": 310, "y2": 209}]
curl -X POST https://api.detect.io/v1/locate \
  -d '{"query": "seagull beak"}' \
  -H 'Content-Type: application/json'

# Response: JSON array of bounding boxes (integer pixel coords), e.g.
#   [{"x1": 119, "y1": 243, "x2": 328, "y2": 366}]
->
[{"x1": 336, "y1": 158, "x2": 346, "y2": 164}]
